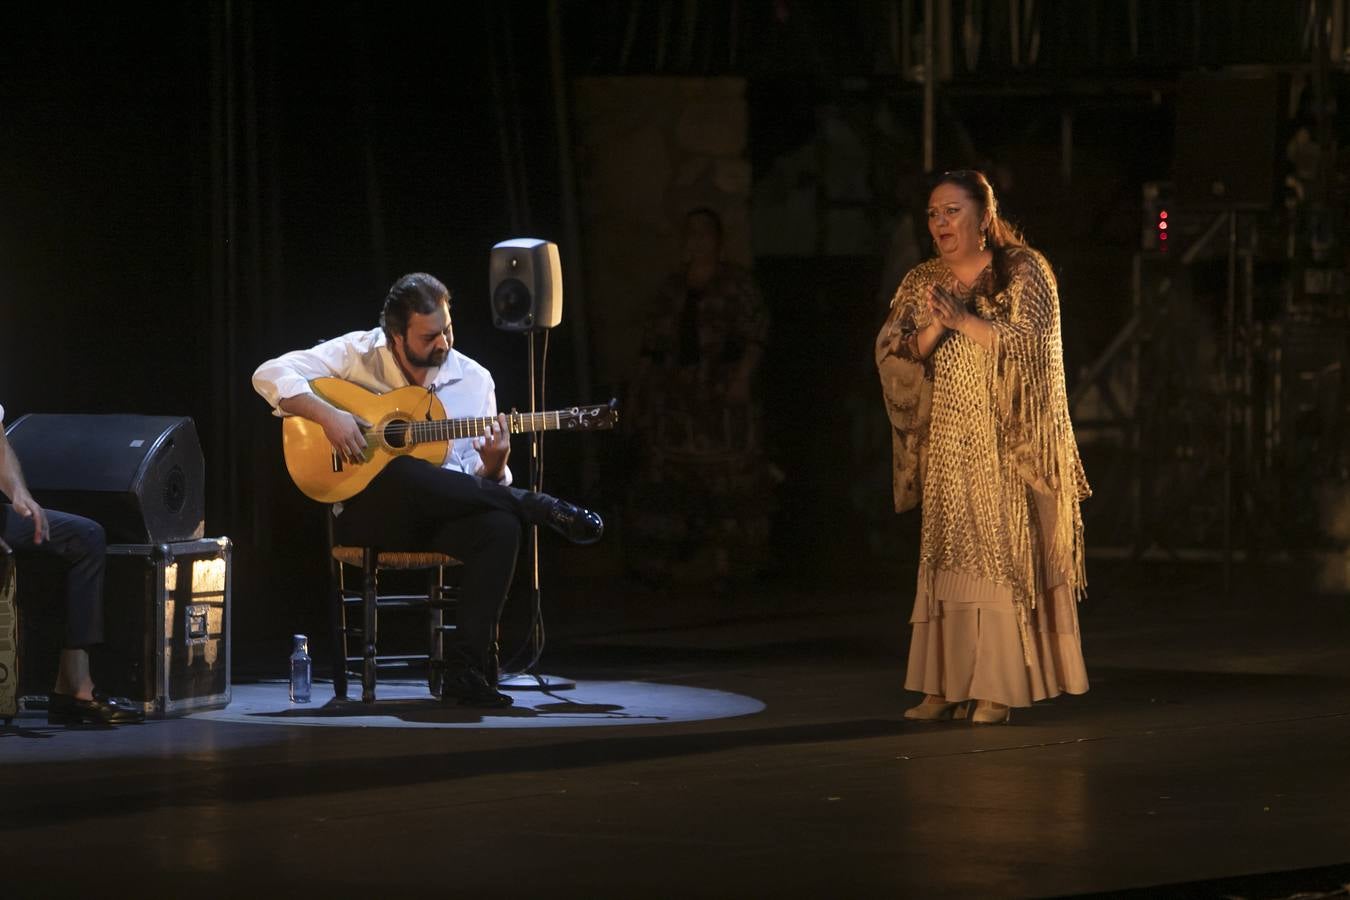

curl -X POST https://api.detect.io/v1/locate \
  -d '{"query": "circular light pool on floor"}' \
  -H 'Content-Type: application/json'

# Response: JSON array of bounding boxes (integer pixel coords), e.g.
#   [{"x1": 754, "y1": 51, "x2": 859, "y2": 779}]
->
[{"x1": 191, "y1": 680, "x2": 765, "y2": 729}]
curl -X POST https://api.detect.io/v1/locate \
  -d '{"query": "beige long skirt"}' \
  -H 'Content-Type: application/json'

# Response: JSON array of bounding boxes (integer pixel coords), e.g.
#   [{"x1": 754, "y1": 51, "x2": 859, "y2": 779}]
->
[{"x1": 904, "y1": 490, "x2": 1089, "y2": 708}]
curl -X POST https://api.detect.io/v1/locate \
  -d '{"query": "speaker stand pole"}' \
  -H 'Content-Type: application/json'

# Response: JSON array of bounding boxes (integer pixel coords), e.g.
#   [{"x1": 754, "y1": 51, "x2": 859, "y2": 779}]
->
[{"x1": 499, "y1": 328, "x2": 576, "y2": 692}]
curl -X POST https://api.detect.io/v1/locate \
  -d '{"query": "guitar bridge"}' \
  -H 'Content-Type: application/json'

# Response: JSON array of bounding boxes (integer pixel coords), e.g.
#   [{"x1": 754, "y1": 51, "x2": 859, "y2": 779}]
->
[{"x1": 331, "y1": 451, "x2": 343, "y2": 473}]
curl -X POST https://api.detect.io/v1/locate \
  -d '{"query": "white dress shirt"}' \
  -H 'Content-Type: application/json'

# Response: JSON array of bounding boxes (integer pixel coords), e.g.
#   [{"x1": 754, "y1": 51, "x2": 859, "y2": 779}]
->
[{"x1": 252, "y1": 328, "x2": 512, "y2": 485}]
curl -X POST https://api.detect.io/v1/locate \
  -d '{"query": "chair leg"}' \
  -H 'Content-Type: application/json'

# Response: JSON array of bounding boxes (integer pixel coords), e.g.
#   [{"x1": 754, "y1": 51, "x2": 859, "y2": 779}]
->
[
  {"x1": 362, "y1": 548, "x2": 378, "y2": 704},
  {"x1": 330, "y1": 556, "x2": 349, "y2": 701},
  {"x1": 428, "y1": 567, "x2": 444, "y2": 698}
]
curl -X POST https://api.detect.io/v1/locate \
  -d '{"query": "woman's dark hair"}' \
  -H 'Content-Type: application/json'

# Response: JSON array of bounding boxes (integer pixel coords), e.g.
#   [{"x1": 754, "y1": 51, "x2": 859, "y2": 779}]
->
[
  {"x1": 929, "y1": 169, "x2": 1027, "y2": 292},
  {"x1": 381, "y1": 272, "x2": 450, "y2": 341}
]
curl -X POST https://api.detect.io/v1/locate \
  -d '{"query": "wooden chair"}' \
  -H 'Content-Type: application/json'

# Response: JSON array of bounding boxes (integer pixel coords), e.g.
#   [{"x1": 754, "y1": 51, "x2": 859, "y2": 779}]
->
[
  {"x1": 328, "y1": 517, "x2": 462, "y2": 704},
  {"x1": 0, "y1": 540, "x2": 18, "y2": 725}
]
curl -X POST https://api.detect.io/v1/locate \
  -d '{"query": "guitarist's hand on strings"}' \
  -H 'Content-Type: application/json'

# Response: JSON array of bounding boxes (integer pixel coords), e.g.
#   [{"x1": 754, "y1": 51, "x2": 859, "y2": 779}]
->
[
  {"x1": 323, "y1": 408, "x2": 371, "y2": 465},
  {"x1": 473, "y1": 413, "x2": 511, "y2": 482}
]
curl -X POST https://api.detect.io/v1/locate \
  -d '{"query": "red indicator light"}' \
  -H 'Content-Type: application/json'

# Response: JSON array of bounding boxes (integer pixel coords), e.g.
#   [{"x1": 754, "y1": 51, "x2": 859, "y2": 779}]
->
[
  {"x1": 1159, "y1": 211, "x2": 1168, "y2": 220},
  {"x1": 1159, "y1": 232, "x2": 1168, "y2": 240},
  {"x1": 1159, "y1": 222, "x2": 1168, "y2": 230}
]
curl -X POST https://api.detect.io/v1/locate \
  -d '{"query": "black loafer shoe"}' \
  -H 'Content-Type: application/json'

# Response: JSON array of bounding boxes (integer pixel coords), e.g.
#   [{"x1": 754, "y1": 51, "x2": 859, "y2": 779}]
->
[
  {"x1": 440, "y1": 668, "x2": 515, "y2": 709},
  {"x1": 48, "y1": 692, "x2": 145, "y2": 725},
  {"x1": 544, "y1": 499, "x2": 604, "y2": 545}
]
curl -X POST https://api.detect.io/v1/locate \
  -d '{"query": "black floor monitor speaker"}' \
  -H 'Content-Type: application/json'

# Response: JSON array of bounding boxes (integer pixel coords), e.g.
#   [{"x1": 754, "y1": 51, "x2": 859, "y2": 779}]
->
[
  {"x1": 1174, "y1": 70, "x2": 1282, "y2": 210},
  {"x1": 3, "y1": 414, "x2": 205, "y2": 544}
]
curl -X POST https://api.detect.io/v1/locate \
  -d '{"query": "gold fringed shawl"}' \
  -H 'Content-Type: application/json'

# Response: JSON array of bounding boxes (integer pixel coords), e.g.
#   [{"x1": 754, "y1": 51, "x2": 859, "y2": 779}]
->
[
  {"x1": 984, "y1": 249, "x2": 1091, "y2": 602},
  {"x1": 875, "y1": 249, "x2": 1090, "y2": 661},
  {"x1": 874, "y1": 277, "x2": 933, "y2": 514}
]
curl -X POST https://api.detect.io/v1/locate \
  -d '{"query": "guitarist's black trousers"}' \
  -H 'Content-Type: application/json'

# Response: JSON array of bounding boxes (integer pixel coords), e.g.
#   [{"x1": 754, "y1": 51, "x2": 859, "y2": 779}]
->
[
  {"x1": 1, "y1": 504, "x2": 107, "y2": 648},
  {"x1": 334, "y1": 456, "x2": 548, "y2": 669}
]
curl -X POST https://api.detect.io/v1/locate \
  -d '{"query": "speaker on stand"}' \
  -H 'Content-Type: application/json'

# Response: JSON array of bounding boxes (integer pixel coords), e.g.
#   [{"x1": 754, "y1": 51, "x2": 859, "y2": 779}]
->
[
  {"x1": 489, "y1": 238, "x2": 573, "y2": 691},
  {"x1": 490, "y1": 238, "x2": 563, "y2": 333}
]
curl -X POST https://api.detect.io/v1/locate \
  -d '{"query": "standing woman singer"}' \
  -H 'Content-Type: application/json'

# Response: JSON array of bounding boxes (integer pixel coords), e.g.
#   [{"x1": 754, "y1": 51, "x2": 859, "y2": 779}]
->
[{"x1": 875, "y1": 170, "x2": 1091, "y2": 724}]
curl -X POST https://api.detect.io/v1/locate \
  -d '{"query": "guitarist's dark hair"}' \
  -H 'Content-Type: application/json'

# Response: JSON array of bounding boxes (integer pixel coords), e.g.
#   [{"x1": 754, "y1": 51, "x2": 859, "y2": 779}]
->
[{"x1": 381, "y1": 272, "x2": 451, "y2": 341}]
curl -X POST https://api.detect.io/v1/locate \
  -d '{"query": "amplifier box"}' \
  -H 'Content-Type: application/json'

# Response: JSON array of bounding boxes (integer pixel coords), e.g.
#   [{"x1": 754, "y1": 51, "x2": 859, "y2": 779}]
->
[{"x1": 96, "y1": 538, "x2": 233, "y2": 717}]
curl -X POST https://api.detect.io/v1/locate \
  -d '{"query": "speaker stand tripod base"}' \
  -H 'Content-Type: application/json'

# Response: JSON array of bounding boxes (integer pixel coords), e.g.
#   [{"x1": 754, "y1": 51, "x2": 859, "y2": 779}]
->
[
  {"x1": 498, "y1": 330, "x2": 575, "y2": 693},
  {"x1": 498, "y1": 524, "x2": 577, "y2": 693},
  {"x1": 498, "y1": 673, "x2": 577, "y2": 691}
]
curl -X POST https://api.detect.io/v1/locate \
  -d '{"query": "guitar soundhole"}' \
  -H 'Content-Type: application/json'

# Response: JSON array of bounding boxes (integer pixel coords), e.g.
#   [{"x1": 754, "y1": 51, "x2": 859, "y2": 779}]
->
[{"x1": 383, "y1": 420, "x2": 411, "y2": 449}]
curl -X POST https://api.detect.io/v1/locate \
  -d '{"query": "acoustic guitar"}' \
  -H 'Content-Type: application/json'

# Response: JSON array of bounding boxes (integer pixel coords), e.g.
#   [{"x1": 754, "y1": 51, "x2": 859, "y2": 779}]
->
[{"x1": 282, "y1": 377, "x2": 617, "y2": 502}]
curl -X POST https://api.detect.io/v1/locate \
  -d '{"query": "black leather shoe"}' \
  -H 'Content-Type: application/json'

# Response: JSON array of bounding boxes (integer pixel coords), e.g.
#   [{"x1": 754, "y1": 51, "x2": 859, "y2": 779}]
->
[
  {"x1": 441, "y1": 669, "x2": 514, "y2": 708},
  {"x1": 440, "y1": 653, "x2": 514, "y2": 709},
  {"x1": 543, "y1": 499, "x2": 604, "y2": 545},
  {"x1": 48, "y1": 692, "x2": 145, "y2": 725}
]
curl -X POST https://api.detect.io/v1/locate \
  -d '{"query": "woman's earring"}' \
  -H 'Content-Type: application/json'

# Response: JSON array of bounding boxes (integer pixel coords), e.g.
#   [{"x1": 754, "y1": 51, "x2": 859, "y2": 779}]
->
[{"x1": 979, "y1": 229, "x2": 988, "y2": 251}]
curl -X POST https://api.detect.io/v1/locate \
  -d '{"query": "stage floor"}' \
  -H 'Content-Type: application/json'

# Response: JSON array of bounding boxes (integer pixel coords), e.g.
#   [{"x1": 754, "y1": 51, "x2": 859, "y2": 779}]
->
[{"x1": 3, "y1": 568, "x2": 1349, "y2": 898}]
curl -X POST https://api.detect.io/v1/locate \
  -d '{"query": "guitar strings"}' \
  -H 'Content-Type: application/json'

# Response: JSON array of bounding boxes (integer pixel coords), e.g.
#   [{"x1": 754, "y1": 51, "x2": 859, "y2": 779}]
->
[{"x1": 360, "y1": 409, "x2": 582, "y2": 444}]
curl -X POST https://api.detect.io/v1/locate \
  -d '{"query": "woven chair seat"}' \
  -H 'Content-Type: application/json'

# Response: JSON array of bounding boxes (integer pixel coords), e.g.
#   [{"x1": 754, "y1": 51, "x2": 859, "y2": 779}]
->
[{"x1": 330, "y1": 547, "x2": 460, "y2": 570}]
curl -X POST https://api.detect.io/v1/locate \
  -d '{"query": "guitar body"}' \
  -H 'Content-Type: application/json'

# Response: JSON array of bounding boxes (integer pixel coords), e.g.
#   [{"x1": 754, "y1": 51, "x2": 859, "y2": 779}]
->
[{"x1": 283, "y1": 378, "x2": 447, "y2": 503}]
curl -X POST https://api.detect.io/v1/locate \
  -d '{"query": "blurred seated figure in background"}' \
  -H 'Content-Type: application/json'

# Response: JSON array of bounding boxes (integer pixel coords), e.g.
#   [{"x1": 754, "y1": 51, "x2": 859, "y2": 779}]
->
[{"x1": 624, "y1": 207, "x2": 776, "y2": 589}]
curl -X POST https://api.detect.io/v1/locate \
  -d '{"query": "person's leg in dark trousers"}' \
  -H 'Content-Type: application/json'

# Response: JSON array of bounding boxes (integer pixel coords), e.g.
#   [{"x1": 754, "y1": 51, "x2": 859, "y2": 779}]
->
[
  {"x1": 342, "y1": 454, "x2": 527, "y2": 522},
  {"x1": 335, "y1": 458, "x2": 536, "y2": 705},
  {"x1": 0, "y1": 504, "x2": 138, "y2": 722},
  {"x1": 338, "y1": 455, "x2": 602, "y2": 545},
  {"x1": 427, "y1": 509, "x2": 520, "y2": 688},
  {"x1": 1, "y1": 505, "x2": 107, "y2": 653}
]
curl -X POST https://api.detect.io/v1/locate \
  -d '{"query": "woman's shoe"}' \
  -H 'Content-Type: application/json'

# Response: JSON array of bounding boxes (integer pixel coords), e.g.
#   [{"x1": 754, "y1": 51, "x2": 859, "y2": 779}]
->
[
  {"x1": 47, "y1": 692, "x2": 145, "y2": 725},
  {"x1": 903, "y1": 695, "x2": 965, "y2": 722},
  {"x1": 970, "y1": 700, "x2": 1011, "y2": 725}
]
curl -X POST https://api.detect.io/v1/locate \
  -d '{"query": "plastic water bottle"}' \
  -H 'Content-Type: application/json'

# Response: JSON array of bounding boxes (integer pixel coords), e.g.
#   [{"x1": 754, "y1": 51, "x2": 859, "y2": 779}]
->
[{"x1": 289, "y1": 634, "x2": 312, "y2": 703}]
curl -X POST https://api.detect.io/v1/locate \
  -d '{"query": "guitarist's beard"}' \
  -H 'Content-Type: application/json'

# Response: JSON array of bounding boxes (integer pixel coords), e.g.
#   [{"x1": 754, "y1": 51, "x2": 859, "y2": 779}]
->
[{"x1": 405, "y1": 346, "x2": 448, "y2": 368}]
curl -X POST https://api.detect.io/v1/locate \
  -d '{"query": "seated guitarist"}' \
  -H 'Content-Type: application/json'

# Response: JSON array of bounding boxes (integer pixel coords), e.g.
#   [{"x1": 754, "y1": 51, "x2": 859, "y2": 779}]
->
[
  {"x1": 251, "y1": 272, "x2": 603, "y2": 708},
  {"x1": 0, "y1": 402, "x2": 144, "y2": 724}
]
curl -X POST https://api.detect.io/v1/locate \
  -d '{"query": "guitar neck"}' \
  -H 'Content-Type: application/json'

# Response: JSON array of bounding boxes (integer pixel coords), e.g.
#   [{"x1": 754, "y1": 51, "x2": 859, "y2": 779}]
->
[{"x1": 408, "y1": 411, "x2": 568, "y2": 445}]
